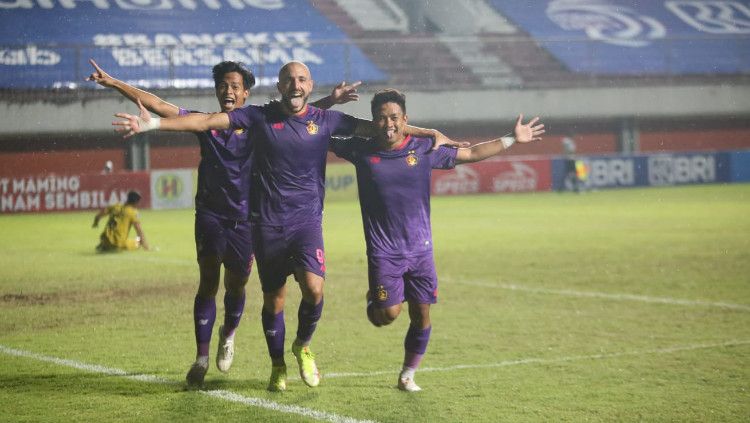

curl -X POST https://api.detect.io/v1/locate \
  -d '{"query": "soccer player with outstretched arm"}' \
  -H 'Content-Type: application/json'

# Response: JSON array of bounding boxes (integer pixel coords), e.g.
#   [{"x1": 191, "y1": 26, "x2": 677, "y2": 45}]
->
[
  {"x1": 111, "y1": 61, "x2": 463, "y2": 391},
  {"x1": 330, "y1": 89, "x2": 545, "y2": 391},
  {"x1": 89, "y1": 59, "x2": 359, "y2": 388}
]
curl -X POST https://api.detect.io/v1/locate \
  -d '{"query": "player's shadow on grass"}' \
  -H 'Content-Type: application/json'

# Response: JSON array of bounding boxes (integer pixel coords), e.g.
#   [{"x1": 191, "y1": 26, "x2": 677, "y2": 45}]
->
[
  {"x1": 188, "y1": 377, "x2": 327, "y2": 400},
  {"x1": 184, "y1": 377, "x2": 269, "y2": 393},
  {"x1": 2, "y1": 371, "x2": 176, "y2": 400}
]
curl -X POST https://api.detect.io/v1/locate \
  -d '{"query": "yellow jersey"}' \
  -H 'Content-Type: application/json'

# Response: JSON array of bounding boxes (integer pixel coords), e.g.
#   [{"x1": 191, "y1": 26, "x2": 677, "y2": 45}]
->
[{"x1": 98, "y1": 203, "x2": 141, "y2": 251}]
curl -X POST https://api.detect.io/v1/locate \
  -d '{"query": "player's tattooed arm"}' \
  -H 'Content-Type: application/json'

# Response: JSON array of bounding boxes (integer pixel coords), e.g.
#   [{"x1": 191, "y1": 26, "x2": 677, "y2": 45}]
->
[
  {"x1": 310, "y1": 81, "x2": 362, "y2": 110},
  {"x1": 87, "y1": 59, "x2": 180, "y2": 118}
]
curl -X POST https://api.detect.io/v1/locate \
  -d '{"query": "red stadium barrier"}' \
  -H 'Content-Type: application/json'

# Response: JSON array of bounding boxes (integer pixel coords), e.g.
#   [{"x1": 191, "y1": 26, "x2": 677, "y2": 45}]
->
[
  {"x1": 431, "y1": 157, "x2": 552, "y2": 195},
  {"x1": 0, "y1": 172, "x2": 150, "y2": 214}
]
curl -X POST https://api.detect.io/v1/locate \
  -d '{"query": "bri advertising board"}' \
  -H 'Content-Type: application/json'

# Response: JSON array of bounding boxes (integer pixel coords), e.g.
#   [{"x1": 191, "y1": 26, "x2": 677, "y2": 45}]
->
[
  {"x1": 0, "y1": 172, "x2": 151, "y2": 213},
  {"x1": 0, "y1": 0, "x2": 386, "y2": 89},
  {"x1": 551, "y1": 152, "x2": 732, "y2": 191},
  {"x1": 729, "y1": 150, "x2": 750, "y2": 182}
]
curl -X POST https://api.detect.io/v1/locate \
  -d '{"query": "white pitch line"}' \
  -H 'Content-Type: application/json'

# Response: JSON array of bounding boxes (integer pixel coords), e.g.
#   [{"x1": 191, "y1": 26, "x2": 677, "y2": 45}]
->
[
  {"x1": 0, "y1": 345, "x2": 377, "y2": 423},
  {"x1": 452, "y1": 280, "x2": 750, "y2": 312},
  {"x1": 203, "y1": 390, "x2": 377, "y2": 423},
  {"x1": 325, "y1": 339, "x2": 750, "y2": 379}
]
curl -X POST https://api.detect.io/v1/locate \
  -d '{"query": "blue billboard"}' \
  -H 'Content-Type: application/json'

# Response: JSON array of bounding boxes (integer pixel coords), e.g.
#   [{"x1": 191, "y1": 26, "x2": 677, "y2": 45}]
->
[
  {"x1": 488, "y1": 0, "x2": 750, "y2": 75},
  {"x1": 552, "y1": 152, "x2": 732, "y2": 190},
  {"x1": 0, "y1": 0, "x2": 386, "y2": 89},
  {"x1": 729, "y1": 150, "x2": 750, "y2": 182}
]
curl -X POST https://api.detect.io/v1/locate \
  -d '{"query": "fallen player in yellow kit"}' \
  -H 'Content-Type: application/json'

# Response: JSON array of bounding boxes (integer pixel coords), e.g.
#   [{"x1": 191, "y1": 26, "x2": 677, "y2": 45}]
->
[{"x1": 93, "y1": 190, "x2": 149, "y2": 252}]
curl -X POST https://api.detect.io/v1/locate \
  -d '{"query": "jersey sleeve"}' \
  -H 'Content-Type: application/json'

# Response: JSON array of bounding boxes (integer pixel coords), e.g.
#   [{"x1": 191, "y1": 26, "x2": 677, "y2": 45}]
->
[
  {"x1": 429, "y1": 145, "x2": 458, "y2": 170},
  {"x1": 178, "y1": 108, "x2": 205, "y2": 117},
  {"x1": 329, "y1": 137, "x2": 359, "y2": 163},
  {"x1": 227, "y1": 105, "x2": 260, "y2": 130},
  {"x1": 325, "y1": 109, "x2": 359, "y2": 137}
]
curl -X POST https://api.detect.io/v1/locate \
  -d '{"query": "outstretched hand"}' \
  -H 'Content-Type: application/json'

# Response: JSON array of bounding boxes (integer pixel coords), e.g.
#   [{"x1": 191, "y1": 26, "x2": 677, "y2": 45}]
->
[
  {"x1": 112, "y1": 99, "x2": 153, "y2": 138},
  {"x1": 85, "y1": 58, "x2": 114, "y2": 87},
  {"x1": 432, "y1": 130, "x2": 471, "y2": 150},
  {"x1": 330, "y1": 81, "x2": 361, "y2": 105},
  {"x1": 514, "y1": 114, "x2": 545, "y2": 143}
]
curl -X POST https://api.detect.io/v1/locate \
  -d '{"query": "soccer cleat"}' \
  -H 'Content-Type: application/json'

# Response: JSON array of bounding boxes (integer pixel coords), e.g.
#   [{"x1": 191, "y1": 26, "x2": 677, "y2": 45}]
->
[
  {"x1": 267, "y1": 365, "x2": 287, "y2": 392},
  {"x1": 186, "y1": 361, "x2": 208, "y2": 388},
  {"x1": 216, "y1": 325, "x2": 234, "y2": 373},
  {"x1": 397, "y1": 377, "x2": 422, "y2": 392},
  {"x1": 292, "y1": 342, "x2": 321, "y2": 387}
]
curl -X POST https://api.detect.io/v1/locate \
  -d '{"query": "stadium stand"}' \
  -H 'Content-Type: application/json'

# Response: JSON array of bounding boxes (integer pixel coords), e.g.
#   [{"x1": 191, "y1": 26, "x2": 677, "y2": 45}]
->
[
  {"x1": 1, "y1": 0, "x2": 748, "y2": 181},
  {"x1": 313, "y1": 0, "x2": 483, "y2": 89}
]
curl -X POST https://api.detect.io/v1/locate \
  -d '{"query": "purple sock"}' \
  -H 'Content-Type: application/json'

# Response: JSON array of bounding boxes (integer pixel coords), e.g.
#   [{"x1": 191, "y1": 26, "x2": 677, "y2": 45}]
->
[
  {"x1": 223, "y1": 291, "x2": 246, "y2": 336},
  {"x1": 261, "y1": 309, "x2": 285, "y2": 359},
  {"x1": 296, "y1": 298, "x2": 323, "y2": 344},
  {"x1": 404, "y1": 325, "x2": 431, "y2": 369},
  {"x1": 193, "y1": 295, "x2": 216, "y2": 357}
]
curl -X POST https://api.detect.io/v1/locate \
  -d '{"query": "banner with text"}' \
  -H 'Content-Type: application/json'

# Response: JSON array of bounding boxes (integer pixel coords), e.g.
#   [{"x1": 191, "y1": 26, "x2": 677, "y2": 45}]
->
[
  {"x1": 431, "y1": 158, "x2": 553, "y2": 196},
  {"x1": 0, "y1": 0, "x2": 386, "y2": 88},
  {"x1": 551, "y1": 152, "x2": 732, "y2": 190},
  {"x1": 0, "y1": 172, "x2": 150, "y2": 214},
  {"x1": 325, "y1": 162, "x2": 358, "y2": 201},
  {"x1": 729, "y1": 150, "x2": 750, "y2": 182}
]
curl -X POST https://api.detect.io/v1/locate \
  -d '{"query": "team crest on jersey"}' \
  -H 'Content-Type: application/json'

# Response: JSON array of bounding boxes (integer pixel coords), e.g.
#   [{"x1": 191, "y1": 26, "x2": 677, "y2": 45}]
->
[
  {"x1": 234, "y1": 128, "x2": 245, "y2": 135},
  {"x1": 406, "y1": 152, "x2": 418, "y2": 167},
  {"x1": 375, "y1": 285, "x2": 388, "y2": 302},
  {"x1": 306, "y1": 121, "x2": 319, "y2": 135}
]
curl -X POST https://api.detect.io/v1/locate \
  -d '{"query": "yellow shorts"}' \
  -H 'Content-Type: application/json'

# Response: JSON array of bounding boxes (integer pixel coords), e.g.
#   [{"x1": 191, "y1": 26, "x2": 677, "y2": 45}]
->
[{"x1": 97, "y1": 236, "x2": 140, "y2": 252}]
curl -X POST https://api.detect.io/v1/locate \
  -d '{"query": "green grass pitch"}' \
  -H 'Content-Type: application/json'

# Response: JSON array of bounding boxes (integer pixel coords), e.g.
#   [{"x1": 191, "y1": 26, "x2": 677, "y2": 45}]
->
[{"x1": 1, "y1": 184, "x2": 749, "y2": 422}]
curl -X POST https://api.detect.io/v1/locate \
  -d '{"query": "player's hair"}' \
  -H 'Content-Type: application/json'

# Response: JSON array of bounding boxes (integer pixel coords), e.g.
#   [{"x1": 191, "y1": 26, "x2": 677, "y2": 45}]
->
[
  {"x1": 126, "y1": 191, "x2": 142, "y2": 204},
  {"x1": 212, "y1": 61, "x2": 256, "y2": 90},
  {"x1": 371, "y1": 89, "x2": 406, "y2": 118}
]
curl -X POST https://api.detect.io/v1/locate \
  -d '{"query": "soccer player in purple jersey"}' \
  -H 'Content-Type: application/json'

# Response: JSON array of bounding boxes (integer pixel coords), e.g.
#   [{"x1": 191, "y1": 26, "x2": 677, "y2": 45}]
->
[
  {"x1": 88, "y1": 59, "x2": 359, "y2": 388},
  {"x1": 112, "y1": 61, "x2": 462, "y2": 391},
  {"x1": 330, "y1": 89, "x2": 545, "y2": 391}
]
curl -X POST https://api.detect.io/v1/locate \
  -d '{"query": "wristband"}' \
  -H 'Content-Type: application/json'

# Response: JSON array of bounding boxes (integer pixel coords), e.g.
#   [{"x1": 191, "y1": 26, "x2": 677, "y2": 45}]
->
[
  {"x1": 500, "y1": 136, "x2": 515, "y2": 149},
  {"x1": 138, "y1": 116, "x2": 161, "y2": 132}
]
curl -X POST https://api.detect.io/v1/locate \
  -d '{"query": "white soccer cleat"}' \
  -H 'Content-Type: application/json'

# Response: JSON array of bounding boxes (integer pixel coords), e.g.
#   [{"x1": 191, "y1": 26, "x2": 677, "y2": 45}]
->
[
  {"x1": 216, "y1": 325, "x2": 234, "y2": 373},
  {"x1": 398, "y1": 377, "x2": 422, "y2": 392}
]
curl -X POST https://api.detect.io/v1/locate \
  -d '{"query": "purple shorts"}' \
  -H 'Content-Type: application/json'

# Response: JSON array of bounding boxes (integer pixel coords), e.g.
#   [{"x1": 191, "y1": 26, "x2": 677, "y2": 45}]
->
[
  {"x1": 253, "y1": 221, "x2": 326, "y2": 293},
  {"x1": 195, "y1": 212, "x2": 254, "y2": 277},
  {"x1": 368, "y1": 252, "x2": 438, "y2": 308}
]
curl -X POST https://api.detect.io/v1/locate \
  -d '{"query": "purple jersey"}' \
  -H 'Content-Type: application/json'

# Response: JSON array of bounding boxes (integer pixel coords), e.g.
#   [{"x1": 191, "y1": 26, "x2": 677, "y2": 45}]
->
[
  {"x1": 179, "y1": 108, "x2": 253, "y2": 221},
  {"x1": 331, "y1": 135, "x2": 457, "y2": 257},
  {"x1": 227, "y1": 102, "x2": 358, "y2": 225}
]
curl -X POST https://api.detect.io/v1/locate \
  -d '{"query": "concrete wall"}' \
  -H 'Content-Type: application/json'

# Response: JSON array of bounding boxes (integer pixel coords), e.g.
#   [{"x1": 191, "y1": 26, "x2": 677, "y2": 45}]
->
[{"x1": 2, "y1": 84, "x2": 749, "y2": 136}]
